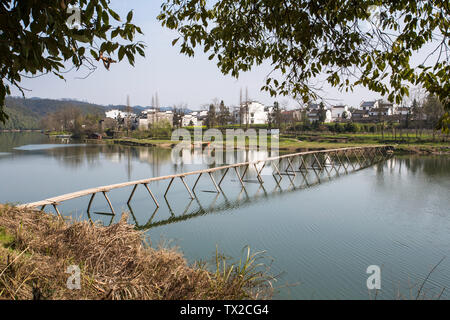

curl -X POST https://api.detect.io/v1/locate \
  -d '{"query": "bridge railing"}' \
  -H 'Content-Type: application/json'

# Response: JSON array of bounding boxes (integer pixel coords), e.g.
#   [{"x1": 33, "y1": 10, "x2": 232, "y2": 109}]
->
[{"x1": 18, "y1": 145, "x2": 393, "y2": 218}]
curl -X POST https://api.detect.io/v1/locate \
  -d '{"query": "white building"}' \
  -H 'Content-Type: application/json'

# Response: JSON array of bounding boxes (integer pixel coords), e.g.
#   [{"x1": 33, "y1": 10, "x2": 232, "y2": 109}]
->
[
  {"x1": 330, "y1": 105, "x2": 351, "y2": 120},
  {"x1": 240, "y1": 101, "x2": 268, "y2": 125},
  {"x1": 182, "y1": 114, "x2": 199, "y2": 127},
  {"x1": 359, "y1": 101, "x2": 376, "y2": 111},
  {"x1": 137, "y1": 109, "x2": 173, "y2": 130},
  {"x1": 395, "y1": 107, "x2": 411, "y2": 116},
  {"x1": 369, "y1": 105, "x2": 393, "y2": 117},
  {"x1": 105, "y1": 109, "x2": 136, "y2": 119},
  {"x1": 307, "y1": 109, "x2": 332, "y2": 123}
]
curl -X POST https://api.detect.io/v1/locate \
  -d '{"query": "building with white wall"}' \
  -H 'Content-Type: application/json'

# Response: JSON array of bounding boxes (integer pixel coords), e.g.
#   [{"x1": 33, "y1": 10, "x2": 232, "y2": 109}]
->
[{"x1": 240, "y1": 101, "x2": 268, "y2": 125}]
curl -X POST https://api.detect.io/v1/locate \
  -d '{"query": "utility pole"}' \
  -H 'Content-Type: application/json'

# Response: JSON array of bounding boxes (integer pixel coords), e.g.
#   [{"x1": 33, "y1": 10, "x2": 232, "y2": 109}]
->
[
  {"x1": 126, "y1": 95, "x2": 131, "y2": 136},
  {"x1": 245, "y1": 87, "x2": 249, "y2": 130},
  {"x1": 239, "y1": 88, "x2": 243, "y2": 128}
]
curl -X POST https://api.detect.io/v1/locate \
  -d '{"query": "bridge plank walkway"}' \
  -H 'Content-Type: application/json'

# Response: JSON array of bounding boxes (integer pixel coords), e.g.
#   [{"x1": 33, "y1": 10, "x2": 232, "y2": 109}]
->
[{"x1": 18, "y1": 145, "x2": 392, "y2": 217}]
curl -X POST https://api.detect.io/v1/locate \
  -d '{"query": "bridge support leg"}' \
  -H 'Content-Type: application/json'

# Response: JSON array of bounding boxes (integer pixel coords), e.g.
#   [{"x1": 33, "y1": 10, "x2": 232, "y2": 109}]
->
[
  {"x1": 143, "y1": 183, "x2": 160, "y2": 207},
  {"x1": 335, "y1": 151, "x2": 347, "y2": 173},
  {"x1": 343, "y1": 150, "x2": 355, "y2": 170},
  {"x1": 313, "y1": 153, "x2": 323, "y2": 172},
  {"x1": 87, "y1": 192, "x2": 96, "y2": 213},
  {"x1": 241, "y1": 164, "x2": 249, "y2": 180},
  {"x1": 52, "y1": 204, "x2": 62, "y2": 219},
  {"x1": 192, "y1": 173, "x2": 203, "y2": 191},
  {"x1": 353, "y1": 149, "x2": 362, "y2": 168},
  {"x1": 286, "y1": 157, "x2": 297, "y2": 178},
  {"x1": 218, "y1": 168, "x2": 229, "y2": 187},
  {"x1": 208, "y1": 172, "x2": 221, "y2": 193},
  {"x1": 180, "y1": 176, "x2": 195, "y2": 199},
  {"x1": 164, "y1": 178, "x2": 175, "y2": 198},
  {"x1": 127, "y1": 185, "x2": 138, "y2": 204},
  {"x1": 102, "y1": 191, "x2": 116, "y2": 216},
  {"x1": 234, "y1": 167, "x2": 245, "y2": 188},
  {"x1": 254, "y1": 163, "x2": 264, "y2": 185}
]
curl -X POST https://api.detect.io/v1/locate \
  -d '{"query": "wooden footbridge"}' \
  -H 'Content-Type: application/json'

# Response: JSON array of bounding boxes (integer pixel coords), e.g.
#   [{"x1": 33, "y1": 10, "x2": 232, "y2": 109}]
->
[{"x1": 18, "y1": 146, "x2": 393, "y2": 218}]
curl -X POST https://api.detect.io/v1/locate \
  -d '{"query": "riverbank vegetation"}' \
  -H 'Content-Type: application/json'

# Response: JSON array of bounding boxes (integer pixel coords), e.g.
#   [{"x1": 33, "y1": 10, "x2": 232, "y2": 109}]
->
[
  {"x1": 92, "y1": 130, "x2": 449, "y2": 155},
  {"x1": 0, "y1": 204, "x2": 272, "y2": 300}
]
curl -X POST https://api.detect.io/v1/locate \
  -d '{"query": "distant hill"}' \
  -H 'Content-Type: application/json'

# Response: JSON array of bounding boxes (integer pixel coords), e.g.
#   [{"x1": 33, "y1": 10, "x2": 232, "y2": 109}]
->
[
  {"x1": 0, "y1": 97, "x2": 107, "y2": 130},
  {"x1": 0, "y1": 96, "x2": 193, "y2": 130}
]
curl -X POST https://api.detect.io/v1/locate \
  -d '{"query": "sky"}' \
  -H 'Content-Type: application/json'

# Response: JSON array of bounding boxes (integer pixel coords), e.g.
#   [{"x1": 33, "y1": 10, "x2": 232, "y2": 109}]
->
[{"x1": 9, "y1": 1, "x2": 436, "y2": 110}]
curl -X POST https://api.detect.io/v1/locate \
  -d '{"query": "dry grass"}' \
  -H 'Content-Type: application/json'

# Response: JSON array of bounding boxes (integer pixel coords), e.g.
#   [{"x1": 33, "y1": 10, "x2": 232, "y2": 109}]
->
[{"x1": 0, "y1": 204, "x2": 272, "y2": 300}]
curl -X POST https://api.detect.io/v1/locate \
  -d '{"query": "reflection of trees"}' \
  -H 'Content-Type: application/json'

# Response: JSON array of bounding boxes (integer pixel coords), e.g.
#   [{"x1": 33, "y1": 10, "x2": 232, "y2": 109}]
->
[
  {"x1": 2, "y1": 133, "x2": 175, "y2": 176},
  {"x1": 390, "y1": 156, "x2": 450, "y2": 177},
  {"x1": 0, "y1": 132, "x2": 48, "y2": 152},
  {"x1": 48, "y1": 144, "x2": 174, "y2": 171},
  {"x1": 47, "y1": 145, "x2": 101, "y2": 168}
]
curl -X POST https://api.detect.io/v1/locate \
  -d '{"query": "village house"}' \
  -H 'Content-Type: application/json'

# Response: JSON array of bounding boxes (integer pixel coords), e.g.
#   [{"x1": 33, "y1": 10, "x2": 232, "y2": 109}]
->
[
  {"x1": 181, "y1": 114, "x2": 198, "y2": 127},
  {"x1": 307, "y1": 102, "x2": 320, "y2": 110},
  {"x1": 359, "y1": 101, "x2": 376, "y2": 111},
  {"x1": 240, "y1": 101, "x2": 268, "y2": 125},
  {"x1": 351, "y1": 109, "x2": 370, "y2": 120},
  {"x1": 369, "y1": 101, "x2": 396, "y2": 117},
  {"x1": 307, "y1": 109, "x2": 332, "y2": 123},
  {"x1": 330, "y1": 105, "x2": 351, "y2": 121},
  {"x1": 105, "y1": 109, "x2": 136, "y2": 119},
  {"x1": 395, "y1": 107, "x2": 411, "y2": 116},
  {"x1": 138, "y1": 109, "x2": 173, "y2": 130}
]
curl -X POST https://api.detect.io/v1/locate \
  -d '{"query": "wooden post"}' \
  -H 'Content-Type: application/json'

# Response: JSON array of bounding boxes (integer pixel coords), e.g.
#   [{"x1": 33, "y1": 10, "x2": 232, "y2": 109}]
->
[
  {"x1": 102, "y1": 191, "x2": 116, "y2": 216},
  {"x1": 208, "y1": 172, "x2": 221, "y2": 193},
  {"x1": 192, "y1": 173, "x2": 203, "y2": 191},
  {"x1": 164, "y1": 177, "x2": 175, "y2": 198},
  {"x1": 286, "y1": 157, "x2": 297, "y2": 178},
  {"x1": 180, "y1": 176, "x2": 195, "y2": 199},
  {"x1": 52, "y1": 204, "x2": 62, "y2": 219},
  {"x1": 127, "y1": 184, "x2": 138, "y2": 204},
  {"x1": 87, "y1": 192, "x2": 96, "y2": 213},
  {"x1": 353, "y1": 149, "x2": 362, "y2": 168},
  {"x1": 234, "y1": 167, "x2": 245, "y2": 188},
  {"x1": 344, "y1": 150, "x2": 355, "y2": 170},
  {"x1": 254, "y1": 163, "x2": 264, "y2": 185},
  {"x1": 218, "y1": 168, "x2": 229, "y2": 187},
  {"x1": 313, "y1": 153, "x2": 323, "y2": 171},
  {"x1": 241, "y1": 164, "x2": 249, "y2": 180},
  {"x1": 143, "y1": 183, "x2": 160, "y2": 207}
]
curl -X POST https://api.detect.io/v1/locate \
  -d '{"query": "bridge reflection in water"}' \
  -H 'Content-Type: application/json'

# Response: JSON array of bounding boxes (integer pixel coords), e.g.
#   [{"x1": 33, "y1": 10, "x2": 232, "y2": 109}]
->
[{"x1": 78, "y1": 146, "x2": 393, "y2": 229}]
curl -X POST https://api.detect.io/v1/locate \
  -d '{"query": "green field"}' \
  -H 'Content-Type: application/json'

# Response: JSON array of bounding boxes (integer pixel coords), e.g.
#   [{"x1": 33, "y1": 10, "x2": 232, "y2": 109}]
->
[{"x1": 99, "y1": 131, "x2": 449, "y2": 155}]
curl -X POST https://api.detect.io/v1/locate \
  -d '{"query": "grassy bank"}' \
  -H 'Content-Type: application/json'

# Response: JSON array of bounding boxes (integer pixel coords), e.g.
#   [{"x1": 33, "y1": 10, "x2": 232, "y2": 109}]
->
[
  {"x1": 0, "y1": 204, "x2": 271, "y2": 300},
  {"x1": 88, "y1": 134, "x2": 450, "y2": 155}
]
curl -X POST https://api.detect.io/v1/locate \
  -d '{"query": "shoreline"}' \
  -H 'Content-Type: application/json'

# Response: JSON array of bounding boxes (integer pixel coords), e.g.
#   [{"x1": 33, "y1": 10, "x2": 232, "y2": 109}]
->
[
  {"x1": 0, "y1": 204, "x2": 271, "y2": 300},
  {"x1": 84, "y1": 137, "x2": 450, "y2": 155}
]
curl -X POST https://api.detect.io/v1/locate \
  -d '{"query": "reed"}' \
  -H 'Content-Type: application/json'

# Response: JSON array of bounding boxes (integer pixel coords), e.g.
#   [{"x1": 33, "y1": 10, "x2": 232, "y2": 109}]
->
[{"x1": 0, "y1": 204, "x2": 272, "y2": 300}]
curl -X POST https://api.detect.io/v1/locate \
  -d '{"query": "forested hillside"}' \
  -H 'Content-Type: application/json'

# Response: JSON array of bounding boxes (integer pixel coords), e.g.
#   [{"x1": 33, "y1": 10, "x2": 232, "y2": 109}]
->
[
  {"x1": 0, "y1": 97, "x2": 107, "y2": 130},
  {"x1": 0, "y1": 97, "x2": 186, "y2": 130}
]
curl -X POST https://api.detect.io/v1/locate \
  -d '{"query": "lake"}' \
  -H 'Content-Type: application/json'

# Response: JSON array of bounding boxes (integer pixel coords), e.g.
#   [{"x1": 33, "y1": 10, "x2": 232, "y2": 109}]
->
[{"x1": 1, "y1": 132, "x2": 449, "y2": 299}]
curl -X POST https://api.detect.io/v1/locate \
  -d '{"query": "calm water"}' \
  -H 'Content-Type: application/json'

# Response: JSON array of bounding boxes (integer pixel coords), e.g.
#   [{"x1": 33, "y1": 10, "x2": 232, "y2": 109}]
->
[{"x1": 1, "y1": 132, "x2": 449, "y2": 300}]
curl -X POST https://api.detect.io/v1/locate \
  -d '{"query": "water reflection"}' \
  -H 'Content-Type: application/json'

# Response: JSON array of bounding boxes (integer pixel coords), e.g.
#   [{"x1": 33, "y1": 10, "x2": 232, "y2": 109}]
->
[
  {"x1": 122, "y1": 157, "x2": 377, "y2": 230},
  {"x1": 1, "y1": 132, "x2": 450, "y2": 300}
]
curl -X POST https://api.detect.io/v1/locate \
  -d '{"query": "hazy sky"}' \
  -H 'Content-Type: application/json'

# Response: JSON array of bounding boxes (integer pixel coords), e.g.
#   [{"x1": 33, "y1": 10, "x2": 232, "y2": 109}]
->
[{"x1": 10, "y1": 1, "x2": 434, "y2": 110}]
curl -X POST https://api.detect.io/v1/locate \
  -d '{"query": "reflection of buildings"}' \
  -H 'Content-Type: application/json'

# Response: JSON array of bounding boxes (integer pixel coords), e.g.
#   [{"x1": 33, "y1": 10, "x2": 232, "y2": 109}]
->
[
  {"x1": 173, "y1": 145, "x2": 271, "y2": 167},
  {"x1": 138, "y1": 109, "x2": 174, "y2": 130}
]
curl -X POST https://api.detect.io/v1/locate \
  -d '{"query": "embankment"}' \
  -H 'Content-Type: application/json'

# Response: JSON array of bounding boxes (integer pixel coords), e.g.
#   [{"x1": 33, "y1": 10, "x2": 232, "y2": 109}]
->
[{"x1": 0, "y1": 204, "x2": 270, "y2": 300}]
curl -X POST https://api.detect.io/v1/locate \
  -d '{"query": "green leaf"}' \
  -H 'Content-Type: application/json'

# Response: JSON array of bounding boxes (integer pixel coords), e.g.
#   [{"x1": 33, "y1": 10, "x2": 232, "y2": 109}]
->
[
  {"x1": 127, "y1": 10, "x2": 133, "y2": 23},
  {"x1": 108, "y1": 8, "x2": 121, "y2": 22}
]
